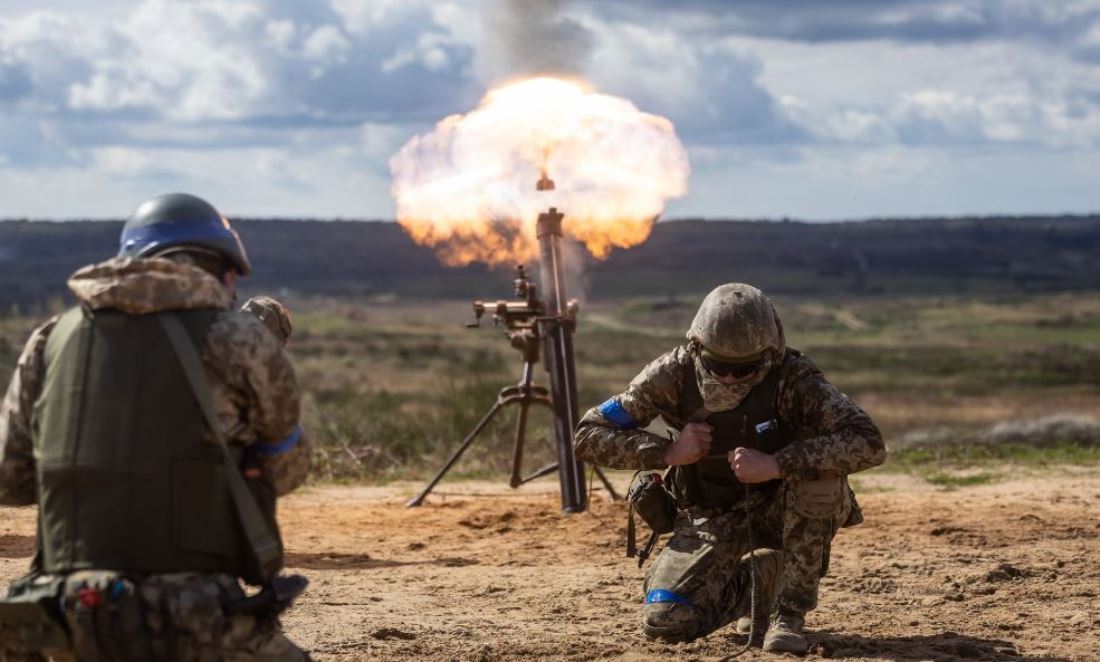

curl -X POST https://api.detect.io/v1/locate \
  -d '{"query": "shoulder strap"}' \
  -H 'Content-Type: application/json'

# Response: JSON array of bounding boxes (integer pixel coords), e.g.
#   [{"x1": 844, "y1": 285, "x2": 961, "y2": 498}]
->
[{"x1": 157, "y1": 312, "x2": 281, "y2": 582}]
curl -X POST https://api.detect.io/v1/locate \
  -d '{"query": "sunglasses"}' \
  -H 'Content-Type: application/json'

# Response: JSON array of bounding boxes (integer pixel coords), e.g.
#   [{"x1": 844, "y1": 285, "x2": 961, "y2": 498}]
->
[{"x1": 701, "y1": 356, "x2": 763, "y2": 379}]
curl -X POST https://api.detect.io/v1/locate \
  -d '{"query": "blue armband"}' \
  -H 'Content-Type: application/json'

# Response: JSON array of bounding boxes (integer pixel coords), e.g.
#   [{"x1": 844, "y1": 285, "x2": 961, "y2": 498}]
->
[
  {"x1": 597, "y1": 398, "x2": 637, "y2": 429},
  {"x1": 645, "y1": 589, "x2": 693, "y2": 606},
  {"x1": 253, "y1": 425, "x2": 302, "y2": 456}
]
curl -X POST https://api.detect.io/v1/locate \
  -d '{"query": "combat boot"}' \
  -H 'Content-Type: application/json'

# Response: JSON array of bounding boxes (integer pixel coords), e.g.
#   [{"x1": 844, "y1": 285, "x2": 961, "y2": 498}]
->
[{"x1": 763, "y1": 610, "x2": 808, "y2": 654}]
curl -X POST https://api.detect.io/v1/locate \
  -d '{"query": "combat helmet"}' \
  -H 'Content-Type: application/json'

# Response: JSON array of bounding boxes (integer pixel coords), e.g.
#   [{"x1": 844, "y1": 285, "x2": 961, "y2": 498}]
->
[
  {"x1": 118, "y1": 193, "x2": 252, "y2": 275},
  {"x1": 241, "y1": 296, "x2": 293, "y2": 344},
  {"x1": 686, "y1": 283, "x2": 782, "y2": 361}
]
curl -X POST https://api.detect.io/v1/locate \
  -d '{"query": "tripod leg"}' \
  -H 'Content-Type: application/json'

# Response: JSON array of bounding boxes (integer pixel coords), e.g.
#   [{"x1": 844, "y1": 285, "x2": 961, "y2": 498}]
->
[
  {"x1": 407, "y1": 400, "x2": 508, "y2": 507},
  {"x1": 509, "y1": 399, "x2": 532, "y2": 489},
  {"x1": 592, "y1": 465, "x2": 622, "y2": 501},
  {"x1": 520, "y1": 461, "x2": 559, "y2": 484}
]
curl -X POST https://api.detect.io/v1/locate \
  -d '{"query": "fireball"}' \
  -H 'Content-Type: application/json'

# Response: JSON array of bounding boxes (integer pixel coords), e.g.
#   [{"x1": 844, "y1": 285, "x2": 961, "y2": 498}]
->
[{"x1": 389, "y1": 77, "x2": 690, "y2": 266}]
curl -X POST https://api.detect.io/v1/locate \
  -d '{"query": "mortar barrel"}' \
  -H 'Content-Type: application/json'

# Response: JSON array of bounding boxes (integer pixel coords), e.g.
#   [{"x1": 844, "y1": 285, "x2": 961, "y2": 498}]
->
[{"x1": 536, "y1": 207, "x2": 588, "y2": 513}]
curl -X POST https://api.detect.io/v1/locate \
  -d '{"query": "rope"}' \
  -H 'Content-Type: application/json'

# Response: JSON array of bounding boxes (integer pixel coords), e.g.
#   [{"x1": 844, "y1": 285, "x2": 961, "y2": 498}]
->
[{"x1": 720, "y1": 482, "x2": 757, "y2": 659}]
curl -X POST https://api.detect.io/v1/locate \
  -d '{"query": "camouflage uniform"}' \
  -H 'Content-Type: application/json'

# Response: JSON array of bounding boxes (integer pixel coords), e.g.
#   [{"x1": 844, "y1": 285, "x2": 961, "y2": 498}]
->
[
  {"x1": 240, "y1": 295, "x2": 314, "y2": 495},
  {"x1": 241, "y1": 296, "x2": 294, "y2": 346},
  {"x1": 575, "y1": 344, "x2": 884, "y2": 641},
  {"x1": 0, "y1": 258, "x2": 311, "y2": 659}
]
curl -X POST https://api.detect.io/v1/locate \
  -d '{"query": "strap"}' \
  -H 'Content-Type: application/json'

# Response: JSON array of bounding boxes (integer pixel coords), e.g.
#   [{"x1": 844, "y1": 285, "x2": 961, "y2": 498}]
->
[
  {"x1": 626, "y1": 501, "x2": 637, "y2": 559},
  {"x1": 637, "y1": 531, "x2": 660, "y2": 568},
  {"x1": 157, "y1": 313, "x2": 282, "y2": 582}
]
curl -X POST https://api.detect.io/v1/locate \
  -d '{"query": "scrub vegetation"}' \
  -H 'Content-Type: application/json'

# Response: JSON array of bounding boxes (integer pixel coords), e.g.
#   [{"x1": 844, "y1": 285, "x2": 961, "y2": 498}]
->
[{"x1": 3, "y1": 293, "x2": 1098, "y2": 486}]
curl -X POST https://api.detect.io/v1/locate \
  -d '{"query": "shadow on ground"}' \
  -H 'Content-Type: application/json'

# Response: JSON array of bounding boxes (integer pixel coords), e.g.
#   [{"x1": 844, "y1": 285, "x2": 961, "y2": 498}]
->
[
  {"x1": 0, "y1": 534, "x2": 34, "y2": 558},
  {"x1": 284, "y1": 551, "x2": 479, "y2": 571},
  {"x1": 809, "y1": 630, "x2": 1065, "y2": 661}
]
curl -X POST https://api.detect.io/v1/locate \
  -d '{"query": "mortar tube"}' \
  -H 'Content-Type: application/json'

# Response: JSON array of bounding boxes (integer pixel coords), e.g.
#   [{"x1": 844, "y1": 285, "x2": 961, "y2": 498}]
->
[{"x1": 536, "y1": 207, "x2": 588, "y2": 513}]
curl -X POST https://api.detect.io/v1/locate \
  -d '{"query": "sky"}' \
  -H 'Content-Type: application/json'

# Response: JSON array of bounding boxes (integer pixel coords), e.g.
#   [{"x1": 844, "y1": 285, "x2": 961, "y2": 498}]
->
[{"x1": 1, "y1": 0, "x2": 1098, "y2": 221}]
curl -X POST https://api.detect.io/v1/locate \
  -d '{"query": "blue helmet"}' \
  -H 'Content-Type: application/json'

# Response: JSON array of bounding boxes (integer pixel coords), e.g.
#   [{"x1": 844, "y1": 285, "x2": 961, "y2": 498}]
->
[{"x1": 118, "y1": 193, "x2": 252, "y2": 276}]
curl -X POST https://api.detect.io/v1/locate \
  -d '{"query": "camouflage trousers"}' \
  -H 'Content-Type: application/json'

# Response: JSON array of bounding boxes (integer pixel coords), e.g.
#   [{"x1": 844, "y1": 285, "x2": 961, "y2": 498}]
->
[
  {"x1": 642, "y1": 477, "x2": 852, "y2": 642},
  {"x1": 1, "y1": 571, "x2": 308, "y2": 661}
]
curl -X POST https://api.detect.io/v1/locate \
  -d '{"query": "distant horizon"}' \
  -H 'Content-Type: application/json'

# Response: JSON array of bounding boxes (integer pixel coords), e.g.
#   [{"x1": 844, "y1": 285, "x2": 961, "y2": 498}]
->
[{"x1": 2, "y1": 212, "x2": 1098, "y2": 225}]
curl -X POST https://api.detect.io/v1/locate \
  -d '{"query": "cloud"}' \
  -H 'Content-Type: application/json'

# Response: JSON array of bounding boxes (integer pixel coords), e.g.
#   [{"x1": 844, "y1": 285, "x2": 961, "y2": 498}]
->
[
  {"x1": 0, "y1": 54, "x2": 32, "y2": 101},
  {"x1": 796, "y1": 85, "x2": 1100, "y2": 151},
  {"x1": 0, "y1": 0, "x2": 1098, "y2": 220},
  {"x1": 602, "y1": 0, "x2": 1100, "y2": 49},
  {"x1": 581, "y1": 16, "x2": 804, "y2": 146},
  {"x1": 0, "y1": 116, "x2": 88, "y2": 167},
  {"x1": 0, "y1": 0, "x2": 806, "y2": 159},
  {"x1": 0, "y1": 0, "x2": 475, "y2": 126},
  {"x1": 0, "y1": 0, "x2": 490, "y2": 182}
]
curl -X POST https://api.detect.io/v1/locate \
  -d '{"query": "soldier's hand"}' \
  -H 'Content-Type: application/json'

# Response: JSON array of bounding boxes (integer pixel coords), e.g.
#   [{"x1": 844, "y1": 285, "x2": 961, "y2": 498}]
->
[
  {"x1": 664, "y1": 422, "x2": 713, "y2": 465},
  {"x1": 730, "y1": 447, "x2": 781, "y2": 483}
]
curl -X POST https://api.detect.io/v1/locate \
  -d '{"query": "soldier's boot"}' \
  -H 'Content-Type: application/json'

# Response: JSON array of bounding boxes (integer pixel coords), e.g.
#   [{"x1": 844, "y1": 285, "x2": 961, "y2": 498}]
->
[{"x1": 763, "y1": 610, "x2": 809, "y2": 654}]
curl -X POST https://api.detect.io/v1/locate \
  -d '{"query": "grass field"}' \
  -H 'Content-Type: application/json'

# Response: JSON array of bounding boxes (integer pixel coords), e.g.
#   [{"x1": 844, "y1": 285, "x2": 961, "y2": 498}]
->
[{"x1": 2, "y1": 292, "x2": 1098, "y2": 483}]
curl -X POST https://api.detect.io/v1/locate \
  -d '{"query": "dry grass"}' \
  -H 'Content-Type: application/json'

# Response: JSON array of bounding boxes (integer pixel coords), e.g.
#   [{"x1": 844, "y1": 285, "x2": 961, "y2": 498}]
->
[{"x1": 3, "y1": 292, "x2": 1099, "y2": 481}]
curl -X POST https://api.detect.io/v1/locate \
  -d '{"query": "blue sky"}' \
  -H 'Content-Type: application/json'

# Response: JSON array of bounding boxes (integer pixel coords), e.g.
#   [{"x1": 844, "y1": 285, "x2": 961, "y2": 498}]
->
[{"x1": 1, "y1": 0, "x2": 1098, "y2": 220}]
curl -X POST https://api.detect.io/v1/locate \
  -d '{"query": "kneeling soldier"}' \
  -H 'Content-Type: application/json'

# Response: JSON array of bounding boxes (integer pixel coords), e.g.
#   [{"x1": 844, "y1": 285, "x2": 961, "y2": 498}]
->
[
  {"x1": 0, "y1": 193, "x2": 311, "y2": 660},
  {"x1": 575, "y1": 283, "x2": 885, "y2": 653}
]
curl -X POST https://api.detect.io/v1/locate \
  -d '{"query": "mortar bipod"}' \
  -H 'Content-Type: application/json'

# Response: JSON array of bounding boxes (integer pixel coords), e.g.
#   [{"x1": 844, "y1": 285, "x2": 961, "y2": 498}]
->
[{"x1": 406, "y1": 357, "x2": 620, "y2": 507}]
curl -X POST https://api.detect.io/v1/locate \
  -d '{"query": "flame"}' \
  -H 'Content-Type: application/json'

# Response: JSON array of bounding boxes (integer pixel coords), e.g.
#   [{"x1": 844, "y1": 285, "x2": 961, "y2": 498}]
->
[{"x1": 389, "y1": 77, "x2": 690, "y2": 266}]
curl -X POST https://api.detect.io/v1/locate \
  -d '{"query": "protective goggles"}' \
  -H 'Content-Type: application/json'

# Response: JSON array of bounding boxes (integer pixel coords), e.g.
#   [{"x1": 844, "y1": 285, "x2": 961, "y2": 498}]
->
[{"x1": 700, "y1": 355, "x2": 763, "y2": 379}]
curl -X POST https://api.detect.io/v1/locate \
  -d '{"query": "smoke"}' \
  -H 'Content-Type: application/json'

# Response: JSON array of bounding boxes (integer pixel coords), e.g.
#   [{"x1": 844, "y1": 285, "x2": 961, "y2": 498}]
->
[
  {"x1": 477, "y1": 0, "x2": 594, "y2": 82},
  {"x1": 558, "y1": 236, "x2": 591, "y2": 306}
]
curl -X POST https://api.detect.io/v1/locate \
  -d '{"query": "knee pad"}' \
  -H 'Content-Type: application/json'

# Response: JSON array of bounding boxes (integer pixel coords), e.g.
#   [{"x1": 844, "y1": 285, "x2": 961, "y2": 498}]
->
[{"x1": 642, "y1": 590, "x2": 701, "y2": 642}]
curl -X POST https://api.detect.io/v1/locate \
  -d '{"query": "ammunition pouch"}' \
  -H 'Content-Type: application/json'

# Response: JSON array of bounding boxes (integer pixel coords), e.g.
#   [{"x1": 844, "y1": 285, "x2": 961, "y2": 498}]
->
[
  {"x1": 59, "y1": 572, "x2": 154, "y2": 662},
  {"x1": 629, "y1": 472, "x2": 677, "y2": 534},
  {"x1": 626, "y1": 472, "x2": 678, "y2": 566},
  {"x1": 844, "y1": 487, "x2": 864, "y2": 528},
  {"x1": 8, "y1": 570, "x2": 307, "y2": 661},
  {"x1": 787, "y1": 475, "x2": 845, "y2": 520},
  {"x1": 0, "y1": 574, "x2": 72, "y2": 660}
]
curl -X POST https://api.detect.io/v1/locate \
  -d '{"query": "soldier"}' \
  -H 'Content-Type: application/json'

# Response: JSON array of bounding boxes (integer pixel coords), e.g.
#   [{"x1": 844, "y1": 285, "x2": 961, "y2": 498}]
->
[
  {"x1": 0, "y1": 193, "x2": 311, "y2": 660},
  {"x1": 575, "y1": 283, "x2": 885, "y2": 653}
]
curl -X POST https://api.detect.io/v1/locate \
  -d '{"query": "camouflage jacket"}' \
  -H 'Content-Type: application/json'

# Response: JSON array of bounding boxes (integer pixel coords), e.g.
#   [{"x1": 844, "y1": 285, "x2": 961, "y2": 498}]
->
[
  {"x1": 574, "y1": 345, "x2": 885, "y2": 480},
  {"x1": 0, "y1": 258, "x2": 311, "y2": 505}
]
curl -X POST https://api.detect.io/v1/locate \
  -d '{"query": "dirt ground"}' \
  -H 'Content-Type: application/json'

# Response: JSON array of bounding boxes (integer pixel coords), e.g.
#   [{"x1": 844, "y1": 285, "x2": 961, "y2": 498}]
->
[{"x1": 1, "y1": 470, "x2": 1097, "y2": 661}]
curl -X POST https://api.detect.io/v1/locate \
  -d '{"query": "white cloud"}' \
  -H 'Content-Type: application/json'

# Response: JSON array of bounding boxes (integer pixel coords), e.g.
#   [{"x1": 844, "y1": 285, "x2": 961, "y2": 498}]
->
[
  {"x1": 1, "y1": 0, "x2": 475, "y2": 125},
  {"x1": 381, "y1": 33, "x2": 459, "y2": 74},
  {"x1": 581, "y1": 16, "x2": 803, "y2": 145},
  {"x1": 330, "y1": 0, "x2": 421, "y2": 35},
  {"x1": 303, "y1": 25, "x2": 352, "y2": 67},
  {"x1": 0, "y1": 0, "x2": 1098, "y2": 220}
]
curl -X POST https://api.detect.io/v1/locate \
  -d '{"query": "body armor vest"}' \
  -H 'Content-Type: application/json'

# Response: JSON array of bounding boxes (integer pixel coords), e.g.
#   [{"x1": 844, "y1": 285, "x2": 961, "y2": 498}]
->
[
  {"x1": 33, "y1": 306, "x2": 269, "y2": 577},
  {"x1": 667, "y1": 349, "x2": 799, "y2": 510}
]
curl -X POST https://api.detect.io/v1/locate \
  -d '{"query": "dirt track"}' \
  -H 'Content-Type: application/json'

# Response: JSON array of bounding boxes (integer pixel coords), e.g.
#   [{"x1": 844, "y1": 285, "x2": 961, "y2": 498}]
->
[{"x1": 1, "y1": 470, "x2": 1097, "y2": 661}]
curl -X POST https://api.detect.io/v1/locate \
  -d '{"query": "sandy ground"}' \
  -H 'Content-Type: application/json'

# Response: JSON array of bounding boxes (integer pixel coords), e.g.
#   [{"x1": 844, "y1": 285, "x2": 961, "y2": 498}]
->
[{"x1": 1, "y1": 470, "x2": 1097, "y2": 661}]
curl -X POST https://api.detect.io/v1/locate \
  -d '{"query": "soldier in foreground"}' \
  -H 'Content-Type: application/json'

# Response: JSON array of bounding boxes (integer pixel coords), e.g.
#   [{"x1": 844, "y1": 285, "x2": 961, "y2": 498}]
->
[
  {"x1": 575, "y1": 283, "x2": 885, "y2": 653},
  {"x1": 0, "y1": 193, "x2": 311, "y2": 660}
]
